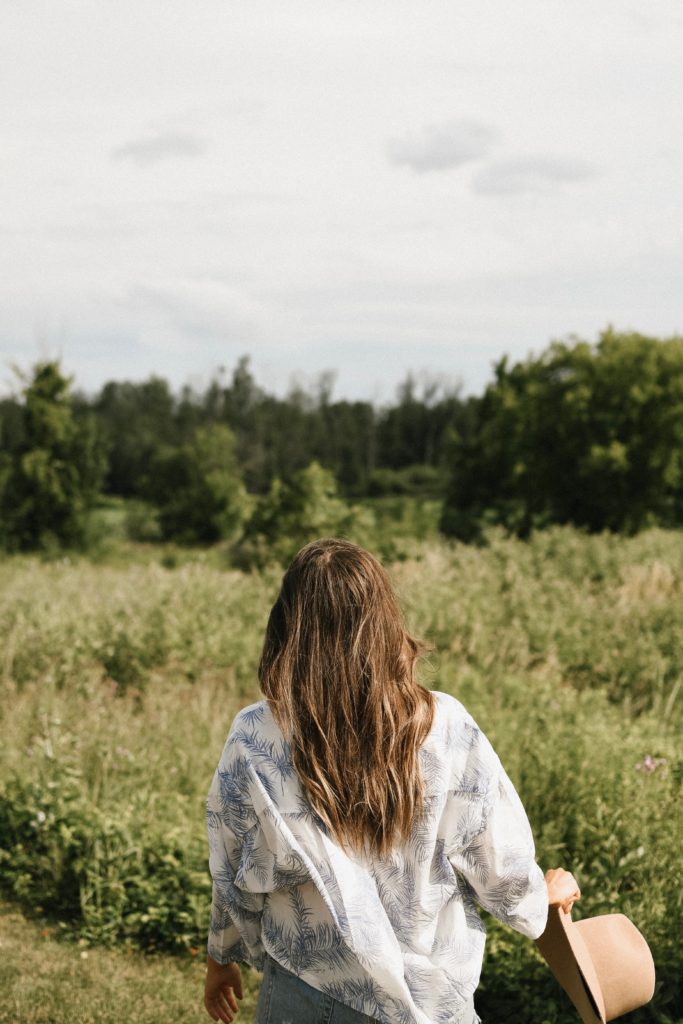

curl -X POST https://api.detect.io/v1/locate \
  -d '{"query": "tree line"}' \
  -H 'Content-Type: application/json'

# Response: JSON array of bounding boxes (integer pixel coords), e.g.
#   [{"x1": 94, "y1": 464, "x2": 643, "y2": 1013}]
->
[
  {"x1": 2, "y1": 328, "x2": 683, "y2": 556},
  {"x1": 87, "y1": 356, "x2": 472, "y2": 499}
]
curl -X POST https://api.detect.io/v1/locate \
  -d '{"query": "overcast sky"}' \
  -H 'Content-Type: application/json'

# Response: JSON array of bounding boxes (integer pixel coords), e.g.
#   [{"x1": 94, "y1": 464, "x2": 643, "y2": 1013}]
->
[{"x1": 1, "y1": 0, "x2": 681, "y2": 402}]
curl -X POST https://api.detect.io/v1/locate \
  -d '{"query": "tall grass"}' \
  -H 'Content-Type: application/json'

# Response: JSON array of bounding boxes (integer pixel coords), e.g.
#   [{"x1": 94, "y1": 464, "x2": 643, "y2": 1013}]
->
[{"x1": 0, "y1": 527, "x2": 681, "y2": 1022}]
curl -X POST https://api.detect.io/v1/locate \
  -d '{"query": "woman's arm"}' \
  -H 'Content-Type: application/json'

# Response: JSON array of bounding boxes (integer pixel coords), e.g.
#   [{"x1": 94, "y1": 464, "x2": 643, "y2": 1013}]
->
[
  {"x1": 448, "y1": 757, "x2": 550, "y2": 939},
  {"x1": 206, "y1": 776, "x2": 267, "y2": 966}
]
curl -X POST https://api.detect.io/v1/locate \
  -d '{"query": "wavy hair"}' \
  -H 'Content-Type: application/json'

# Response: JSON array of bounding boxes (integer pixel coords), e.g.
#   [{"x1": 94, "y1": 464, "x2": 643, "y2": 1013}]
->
[{"x1": 258, "y1": 537, "x2": 434, "y2": 857}]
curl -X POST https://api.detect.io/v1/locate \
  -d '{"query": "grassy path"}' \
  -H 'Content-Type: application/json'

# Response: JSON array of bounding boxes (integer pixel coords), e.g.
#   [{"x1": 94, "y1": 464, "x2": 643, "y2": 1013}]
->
[{"x1": 0, "y1": 903, "x2": 262, "y2": 1024}]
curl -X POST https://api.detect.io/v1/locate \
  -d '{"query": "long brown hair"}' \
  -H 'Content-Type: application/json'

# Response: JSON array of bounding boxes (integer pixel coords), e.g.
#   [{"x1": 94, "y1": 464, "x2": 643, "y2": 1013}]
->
[{"x1": 258, "y1": 537, "x2": 434, "y2": 857}]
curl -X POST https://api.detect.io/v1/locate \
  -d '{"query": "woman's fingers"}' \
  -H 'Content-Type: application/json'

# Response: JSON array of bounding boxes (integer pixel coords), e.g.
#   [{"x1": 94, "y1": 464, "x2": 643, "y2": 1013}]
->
[
  {"x1": 205, "y1": 988, "x2": 238, "y2": 1023},
  {"x1": 224, "y1": 987, "x2": 240, "y2": 1013},
  {"x1": 545, "y1": 867, "x2": 581, "y2": 909},
  {"x1": 561, "y1": 889, "x2": 580, "y2": 914},
  {"x1": 224, "y1": 962, "x2": 243, "y2": 1000},
  {"x1": 206, "y1": 998, "x2": 232, "y2": 1024},
  {"x1": 204, "y1": 961, "x2": 242, "y2": 1022},
  {"x1": 219, "y1": 993, "x2": 237, "y2": 1020},
  {"x1": 559, "y1": 876, "x2": 581, "y2": 906}
]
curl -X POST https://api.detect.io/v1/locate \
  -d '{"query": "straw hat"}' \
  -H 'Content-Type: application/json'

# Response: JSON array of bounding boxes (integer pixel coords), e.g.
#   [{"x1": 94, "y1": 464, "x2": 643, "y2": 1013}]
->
[{"x1": 535, "y1": 906, "x2": 655, "y2": 1023}]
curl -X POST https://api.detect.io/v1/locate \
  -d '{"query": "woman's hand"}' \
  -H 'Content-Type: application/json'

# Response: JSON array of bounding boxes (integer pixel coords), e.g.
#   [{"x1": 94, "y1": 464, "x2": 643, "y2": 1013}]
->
[
  {"x1": 545, "y1": 867, "x2": 581, "y2": 914},
  {"x1": 204, "y1": 956, "x2": 243, "y2": 1023}
]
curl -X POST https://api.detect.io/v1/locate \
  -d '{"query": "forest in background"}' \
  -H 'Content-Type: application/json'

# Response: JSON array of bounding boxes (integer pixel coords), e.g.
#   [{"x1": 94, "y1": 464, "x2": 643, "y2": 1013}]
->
[{"x1": 3, "y1": 327, "x2": 683, "y2": 559}]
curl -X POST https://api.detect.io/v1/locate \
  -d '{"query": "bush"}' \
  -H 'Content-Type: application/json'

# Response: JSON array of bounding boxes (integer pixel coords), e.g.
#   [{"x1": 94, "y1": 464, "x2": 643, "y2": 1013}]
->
[
  {"x1": 0, "y1": 766, "x2": 209, "y2": 952},
  {"x1": 124, "y1": 501, "x2": 162, "y2": 543},
  {"x1": 235, "y1": 462, "x2": 376, "y2": 569},
  {"x1": 367, "y1": 464, "x2": 447, "y2": 497},
  {"x1": 147, "y1": 424, "x2": 246, "y2": 544}
]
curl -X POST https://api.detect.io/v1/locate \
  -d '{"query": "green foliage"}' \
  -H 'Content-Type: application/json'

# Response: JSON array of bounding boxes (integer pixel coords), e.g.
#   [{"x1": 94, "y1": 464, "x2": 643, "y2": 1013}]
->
[
  {"x1": 0, "y1": 362, "x2": 106, "y2": 552},
  {"x1": 441, "y1": 329, "x2": 683, "y2": 541},
  {"x1": 0, "y1": 531, "x2": 681, "y2": 1020},
  {"x1": 367, "y1": 463, "x2": 446, "y2": 497},
  {"x1": 149, "y1": 423, "x2": 246, "y2": 544},
  {"x1": 87, "y1": 357, "x2": 471, "y2": 500},
  {"x1": 123, "y1": 500, "x2": 162, "y2": 543},
  {"x1": 0, "y1": 766, "x2": 209, "y2": 952},
  {"x1": 94, "y1": 377, "x2": 179, "y2": 498},
  {"x1": 235, "y1": 461, "x2": 376, "y2": 568}
]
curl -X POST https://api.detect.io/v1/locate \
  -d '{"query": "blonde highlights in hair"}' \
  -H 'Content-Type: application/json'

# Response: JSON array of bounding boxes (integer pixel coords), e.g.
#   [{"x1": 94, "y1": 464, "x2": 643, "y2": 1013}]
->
[{"x1": 258, "y1": 537, "x2": 434, "y2": 858}]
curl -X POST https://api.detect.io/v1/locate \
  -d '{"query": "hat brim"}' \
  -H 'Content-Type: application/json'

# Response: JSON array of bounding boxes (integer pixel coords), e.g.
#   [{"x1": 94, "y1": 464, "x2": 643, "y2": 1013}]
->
[{"x1": 536, "y1": 907, "x2": 606, "y2": 1024}]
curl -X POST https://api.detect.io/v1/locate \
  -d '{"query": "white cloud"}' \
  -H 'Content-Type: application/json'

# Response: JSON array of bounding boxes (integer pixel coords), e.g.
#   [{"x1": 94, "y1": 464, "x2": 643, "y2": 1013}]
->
[
  {"x1": 112, "y1": 131, "x2": 208, "y2": 166},
  {"x1": 472, "y1": 157, "x2": 599, "y2": 195},
  {"x1": 387, "y1": 118, "x2": 500, "y2": 173}
]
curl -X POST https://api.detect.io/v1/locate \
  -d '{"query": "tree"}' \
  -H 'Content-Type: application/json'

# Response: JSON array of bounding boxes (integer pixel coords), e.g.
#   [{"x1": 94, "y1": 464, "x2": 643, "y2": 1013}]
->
[
  {"x1": 148, "y1": 423, "x2": 246, "y2": 544},
  {"x1": 235, "y1": 462, "x2": 375, "y2": 568},
  {"x1": 440, "y1": 329, "x2": 683, "y2": 541},
  {"x1": 94, "y1": 377, "x2": 178, "y2": 497},
  {"x1": 0, "y1": 361, "x2": 106, "y2": 551}
]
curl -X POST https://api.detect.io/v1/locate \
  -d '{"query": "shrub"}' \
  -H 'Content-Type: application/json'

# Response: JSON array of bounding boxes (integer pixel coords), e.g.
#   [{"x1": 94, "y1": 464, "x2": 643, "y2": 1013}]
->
[
  {"x1": 149, "y1": 424, "x2": 246, "y2": 544},
  {"x1": 235, "y1": 462, "x2": 376, "y2": 569},
  {"x1": 0, "y1": 760, "x2": 209, "y2": 953}
]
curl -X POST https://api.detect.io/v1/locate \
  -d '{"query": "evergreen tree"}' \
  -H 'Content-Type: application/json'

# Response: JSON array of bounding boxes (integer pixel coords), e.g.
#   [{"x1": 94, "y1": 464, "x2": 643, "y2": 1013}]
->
[
  {"x1": 94, "y1": 377, "x2": 178, "y2": 496},
  {"x1": 0, "y1": 361, "x2": 106, "y2": 551}
]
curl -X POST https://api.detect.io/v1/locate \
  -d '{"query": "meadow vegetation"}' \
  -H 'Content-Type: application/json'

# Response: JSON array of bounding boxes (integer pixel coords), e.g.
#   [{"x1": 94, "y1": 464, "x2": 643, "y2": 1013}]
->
[{"x1": 1, "y1": 526, "x2": 681, "y2": 1023}]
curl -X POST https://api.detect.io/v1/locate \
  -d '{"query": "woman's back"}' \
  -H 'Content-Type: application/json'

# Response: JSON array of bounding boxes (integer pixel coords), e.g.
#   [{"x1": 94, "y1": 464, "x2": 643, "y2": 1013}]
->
[{"x1": 206, "y1": 689, "x2": 547, "y2": 1024}]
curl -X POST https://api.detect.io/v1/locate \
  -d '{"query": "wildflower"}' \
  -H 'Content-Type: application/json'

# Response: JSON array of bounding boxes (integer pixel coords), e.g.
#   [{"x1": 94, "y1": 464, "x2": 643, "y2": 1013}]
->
[{"x1": 635, "y1": 755, "x2": 667, "y2": 773}]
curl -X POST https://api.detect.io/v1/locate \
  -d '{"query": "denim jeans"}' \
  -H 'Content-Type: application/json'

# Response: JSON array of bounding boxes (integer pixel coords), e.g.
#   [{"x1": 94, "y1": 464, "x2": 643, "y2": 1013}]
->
[{"x1": 255, "y1": 955, "x2": 479, "y2": 1024}]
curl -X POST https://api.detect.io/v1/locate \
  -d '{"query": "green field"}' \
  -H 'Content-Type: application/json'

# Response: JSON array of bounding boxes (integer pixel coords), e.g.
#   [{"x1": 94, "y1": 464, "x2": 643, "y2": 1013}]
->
[{"x1": 1, "y1": 527, "x2": 681, "y2": 1023}]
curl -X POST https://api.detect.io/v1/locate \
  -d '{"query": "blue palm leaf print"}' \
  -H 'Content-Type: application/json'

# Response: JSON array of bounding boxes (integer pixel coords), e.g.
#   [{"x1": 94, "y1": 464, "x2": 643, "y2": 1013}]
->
[
  {"x1": 476, "y1": 856, "x2": 540, "y2": 926},
  {"x1": 208, "y1": 936, "x2": 249, "y2": 964},
  {"x1": 234, "y1": 728, "x2": 294, "y2": 792},
  {"x1": 450, "y1": 762, "x2": 490, "y2": 801},
  {"x1": 263, "y1": 889, "x2": 350, "y2": 973},
  {"x1": 429, "y1": 838, "x2": 457, "y2": 889},
  {"x1": 323, "y1": 976, "x2": 411, "y2": 1022},
  {"x1": 239, "y1": 703, "x2": 265, "y2": 726},
  {"x1": 446, "y1": 805, "x2": 487, "y2": 860},
  {"x1": 373, "y1": 859, "x2": 432, "y2": 939},
  {"x1": 419, "y1": 747, "x2": 448, "y2": 788}
]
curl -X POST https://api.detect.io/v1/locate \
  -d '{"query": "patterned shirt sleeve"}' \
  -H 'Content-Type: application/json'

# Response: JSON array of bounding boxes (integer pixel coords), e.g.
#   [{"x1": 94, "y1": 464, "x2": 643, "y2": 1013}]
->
[
  {"x1": 448, "y1": 735, "x2": 548, "y2": 941},
  {"x1": 206, "y1": 761, "x2": 266, "y2": 966}
]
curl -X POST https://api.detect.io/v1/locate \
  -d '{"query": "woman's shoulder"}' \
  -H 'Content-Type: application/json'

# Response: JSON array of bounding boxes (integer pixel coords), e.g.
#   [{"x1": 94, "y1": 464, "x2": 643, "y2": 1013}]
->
[
  {"x1": 427, "y1": 690, "x2": 499, "y2": 767},
  {"x1": 229, "y1": 699, "x2": 284, "y2": 740},
  {"x1": 231, "y1": 698, "x2": 273, "y2": 729},
  {"x1": 430, "y1": 688, "x2": 477, "y2": 728}
]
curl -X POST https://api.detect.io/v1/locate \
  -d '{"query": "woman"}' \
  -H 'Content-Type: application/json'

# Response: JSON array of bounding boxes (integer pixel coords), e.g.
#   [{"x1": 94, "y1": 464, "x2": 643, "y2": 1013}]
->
[{"x1": 204, "y1": 538, "x2": 579, "y2": 1024}]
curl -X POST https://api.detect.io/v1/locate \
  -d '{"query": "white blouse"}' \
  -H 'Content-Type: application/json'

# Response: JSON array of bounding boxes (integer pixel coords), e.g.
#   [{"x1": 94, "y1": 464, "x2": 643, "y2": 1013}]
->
[{"x1": 206, "y1": 690, "x2": 548, "y2": 1024}]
